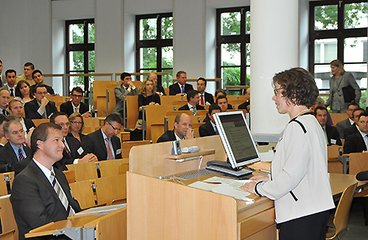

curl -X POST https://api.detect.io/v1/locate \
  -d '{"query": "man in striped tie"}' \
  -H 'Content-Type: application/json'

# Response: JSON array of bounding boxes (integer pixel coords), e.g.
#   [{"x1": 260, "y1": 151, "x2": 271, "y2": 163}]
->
[{"x1": 10, "y1": 123, "x2": 81, "y2": 240}]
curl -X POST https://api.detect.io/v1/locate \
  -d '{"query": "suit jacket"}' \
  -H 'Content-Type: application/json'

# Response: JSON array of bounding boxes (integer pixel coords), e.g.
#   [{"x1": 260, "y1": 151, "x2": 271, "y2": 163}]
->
[
  {"x1": 178, "y1": 104, "x2": 205, "y2": 111},
  {"x1": 336, "y1": 118, "x2": 353, "y2": 139},
  {"x1": 199, "y1": 92, "x2": 214, "y2": 105},
  {"x1": 157, "y1": 130, "x2": 177, "y2": 143},
  {"x1": 10, "y1": 160, "x2": 81, "y2": 240},
  {"x1": 114, "y1": 85, "x2": 139, "y2": 114},
  {"x1": 344, "y1": 132, "x2": 367, "y2": 154},
  {"x1": 60, "y1": 101, "x2": 89, "y2": 117},
  {"x1": 4, "y1": 84, "x2": 16, "y2": 96},
  {"x1": 23, "y1": 118, "x2": 35, "y2": 133},
  {"x1": 0, "y1": 143, "x2": 32, "y2": 174},
  {"x1": 54, "y1": 136, "x2": 87, "y2": 171},
  {"x1": 24, "y1": 98, "x2": 57, "y2": 119},
  {"x1": 325, "y1": 124, "x2": 342, "y2": 146},
  {"x1": 169, "y1": 83, "x2": 194, "y2": 95},
  {"x1": 199, "y1": 122, "x2": 218, "y2": 137},
  {"x1": 83, "y1": 129, "x2": 122, "y2": 160},
  {"x1": 343, "y1": 123, "x2": 359, "y2": 139},
  {"x1": 156, "y1": 85, "x2": 166, "y2": 95}
]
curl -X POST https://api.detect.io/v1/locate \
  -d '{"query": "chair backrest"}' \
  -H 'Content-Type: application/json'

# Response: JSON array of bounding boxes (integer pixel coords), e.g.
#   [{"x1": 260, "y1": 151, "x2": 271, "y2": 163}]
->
[
  {"x1": 47, "y1": 95, "x2": 66, "y2": 111},
  {"x1": 330, "y1": 113, "x2": 347, "y2": 126},
  {"x1": 92, "y1": 80, "x2": 117, "y2": 117},
  {"x1": 69, "y1": 179, "x2": 97, "y2": 210},
  {"x1": 348, "y1": 152, "x2": 368, "y2": 175},
  {"x1": 63, "y1": 170, "x2": 76, "y2": 184},
  {"x1": 0, "y1": 195, "x2": 18, "y2": 240},
  {"x1": 0, "y1": 172, "x2": 15, "y2": 196},
  {"x1": 66, "y1": 162, "x2": 98, "y2": 181},
  {"x1": 125, "y1": 95, "x2": 139, "y2": 129},
  {"x1": 122, "y1": 140, "x2": 151, "y2": 158},
  {"x1": 97, "y1": 159, "x2": 129, "y2": 177},
  {"x1": 32, "y1": 119, "x2": 50, "y2": 127},
  {"x1": 160, "y1": 95, "x2": 186, "y2": 106},
  {"x1": 328, "y1": 145, "x2": 342, "y2": 160},
  {"x1": 332, "y1": 183, "x2": 357, "y2": 238},
  {"x1": 95, "y1": 174, "x2": 126, "y2": 205},
  {"x1": 145, "y1": 105, "x2": 172, "y2": 140}
]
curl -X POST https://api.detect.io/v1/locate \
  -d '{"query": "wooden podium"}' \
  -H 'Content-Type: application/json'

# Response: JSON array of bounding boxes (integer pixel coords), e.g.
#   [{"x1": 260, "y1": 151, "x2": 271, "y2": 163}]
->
[{"x1": 127, "y1": 135, "x2": 277, "y2": 240}]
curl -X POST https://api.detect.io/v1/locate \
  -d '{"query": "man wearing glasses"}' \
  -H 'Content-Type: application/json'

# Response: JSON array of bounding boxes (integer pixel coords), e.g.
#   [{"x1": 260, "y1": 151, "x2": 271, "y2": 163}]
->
[
  {"x1": 24, "y1": 84, "x2": 57, "y2": 119},
  {"x1": 83, "y1": 113, "x2": 123, "y2": 160},
  {"x1": 60, "y1": 87, "x2": 90, "y2": 117}
]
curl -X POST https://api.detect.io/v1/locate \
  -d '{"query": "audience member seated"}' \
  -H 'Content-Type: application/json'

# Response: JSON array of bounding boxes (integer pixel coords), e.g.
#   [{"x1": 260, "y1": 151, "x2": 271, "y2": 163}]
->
[
  {"x1": 196, "y1": 77, "x2": 214, "y2": 106},
  {"x1": 199, "y1": 104, "x2": 221, "y2": 137},
  {"x1": 178, "y1": 90, "x2": 205, "y2": 114},
  {"x1": 15, "y1": 80, "x2": 34, "y2": 103},
  {"x1": 10, "y1": 123, "x2": 81, "y2": 240},
  {"x1": 60, "y1": 86, "x2": 90, "y2": 117},
  {"x1": 30, "y1": 70, "x2": 55, "y2": 95},
  {"x1": 8, "y1": 98, "x2": 35, "y2": 134},
  {"x1": 0, "y1": 114, "x2": 8, "y2": 146},
  {"x1": 50, "y1": 112, "x2": 97, "y2": 170},
  {"x1": 24, "y1": 84, "x2": 57, "y2": 119},
  {"x1": 0, "y1": 88, "x2": 10, "y2": 116},
  {"x1": 0, "y1": 117, "x2": 32, "y2": 174},
  {"x1": 169, "y1": 70, "x2": 193, "y2": 95},
  {"x1": 83, "y1": 113, "x2": 123, "y2": 160},
  {"x1": 214, "y1": 89, "x2": 234, "y2": 109},
  {"x1": 138, "y1": 78, "x2": 161, "y2": 120},
  {"x1": 157, "y1": 113, "x2": 193, "y2": 143},
  {"x1": 344, "y1": 112, "x2": 368, "y2": 154},
  {"x1": 68, "y1": 112, "x2": 87, "y2": 143},
  {"x1": 314, "y1": 106, "x2": 341, "y2": 146},
  {"x1": 16, "y1": 62, "x2": 36, "y2": 86},
  {"x1": 216, "y1": 95, "x2": 231, "y2": 112},
  {"x1": 114, "y1": 72, "x2": 139, "y2": 115},
  {"x1": 310, "y1": 96, "x2": 332, "y2": 125},
  {"x1": 148, "y1": 72, "x2": 165, "y2": 96},
  {"x1": 343, "y1": 108, "x2": 365, "y2": 138},
  {"x1": 336, "y1": 102, "x2": 359, "y2": 138},
  {"x1": 238, "y1": 87, "x2": 250, "y2": 112},
  {"x1": 4, "y1": 69, "x2": 17, "y2": 97}
]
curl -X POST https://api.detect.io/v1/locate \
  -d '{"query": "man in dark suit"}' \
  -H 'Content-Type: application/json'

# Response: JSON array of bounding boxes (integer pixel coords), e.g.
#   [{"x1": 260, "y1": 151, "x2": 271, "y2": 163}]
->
[
  {"x1": 0, "y1": 118, "x2": 32, "y2": 174},
  {"x1": 8, "y1": 98, "x2": 35, "y2": 133},
  {"x1": 148, "y1": 72, "x2": 166, "y2": 95},
  {"x1": 4, "y1": 69, "x2": 17, "y2": 97},
  {"x1": 10, "y1": 123, "x2": 81, "y2": 240},
  {"x1": 199, "y1": 104, "x2": 221, "y2": 137},
  {"x1": 343, "y1": 108, "x2": 365, "y2": 138},
  {"x1": 50, "y1": 112, "x2": 97, "y2": 170},
  {"x1": 169, "y1": 71, "x2": 194, "y2": 95},
  {"x1": 157, "y1": 113, "x2": 194, "y2": 143},
  {"x1": 314, "y1": 106, "x2": 342, "y2": 145},
  {"x1": 30, "y1": 69, "x2": 55, "y2": 95},
  {"x1": 60, "y1": 86, "x2": 90, "y2": 117},
  {"x1": 178, "y1": 90, "x2": 205, "y2": 114},
  {"x1": 197, "y1": 77, "x2": 214, "y2": 106},
  {"x1": 344, "y1": 113, "x2": 368, "y2": 154},
  {"x1": 24, "y1": 84, "x2": 57, "y2": 119},
  {"x1": 0, "y1": 87, "x2": 10, "y2": 116},
  {"x1": 335, "y1": 102, "x2": 359, "y2": 138},
  {"x1": 83, "y1": 113, "x2": 123, "y2": 160}
]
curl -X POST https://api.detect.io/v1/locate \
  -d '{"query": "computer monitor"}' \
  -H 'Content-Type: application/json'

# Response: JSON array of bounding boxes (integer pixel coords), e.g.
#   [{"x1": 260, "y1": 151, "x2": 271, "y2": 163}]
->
[{"x1": 214, "y1": 111, "x2": 260, "y2": 169}]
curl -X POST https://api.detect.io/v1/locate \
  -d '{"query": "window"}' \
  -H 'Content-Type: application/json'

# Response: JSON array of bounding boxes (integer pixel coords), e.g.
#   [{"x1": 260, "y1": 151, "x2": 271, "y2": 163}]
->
[
  {"x1": 136, "y1": 13, "x2": 173, "y2": 88},
  {"x1": 216, "y1": 7, "x2": 250, "y2": 88},
  {"x1": 309, "y1": 0, "x2": 367, "y2": 98},
  {"x1": 65, "y1": 19, "x2": 95, "y2": 94}
]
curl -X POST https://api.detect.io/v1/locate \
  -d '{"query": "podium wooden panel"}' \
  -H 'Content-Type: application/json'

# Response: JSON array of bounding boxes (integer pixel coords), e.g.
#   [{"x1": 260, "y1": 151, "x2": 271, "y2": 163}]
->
[{"x1": 0, "y1": 195, "x2": 18, "y2": 240}]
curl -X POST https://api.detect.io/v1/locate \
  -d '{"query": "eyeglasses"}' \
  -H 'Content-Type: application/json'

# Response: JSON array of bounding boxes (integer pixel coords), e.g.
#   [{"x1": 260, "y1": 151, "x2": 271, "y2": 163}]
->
[
  {"x1": 58, "y1": 122, "x2": 70, "y2": 127},
  {"x1": 273, "y1": 88, "x2": 283, "y2": 96},
  {"x1": 108, "y1": 121, "x2": 120, "y2": 131},
  {"x1": 36, "y1": 91, "x2": 48, "y2": 95},
  {"x1": 71, "y1": 94, "x2": 83, "y2": 98}
]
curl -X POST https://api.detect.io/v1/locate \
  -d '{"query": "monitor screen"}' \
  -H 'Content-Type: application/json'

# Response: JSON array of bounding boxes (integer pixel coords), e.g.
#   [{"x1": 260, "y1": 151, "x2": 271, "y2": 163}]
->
[{"x1": 214, "y1": 111, "x2": 260, "y2": 169}]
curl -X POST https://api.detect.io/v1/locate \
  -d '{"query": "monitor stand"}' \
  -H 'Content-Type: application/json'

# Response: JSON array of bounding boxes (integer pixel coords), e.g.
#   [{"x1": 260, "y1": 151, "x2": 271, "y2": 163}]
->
[{"x1": 206, "y1": 160, "x2": 252, "y2": 178}]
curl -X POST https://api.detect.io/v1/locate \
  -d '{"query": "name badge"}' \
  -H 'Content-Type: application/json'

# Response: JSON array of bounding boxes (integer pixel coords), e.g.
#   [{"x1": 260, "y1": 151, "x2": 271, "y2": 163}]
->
[
  {"x1": 116, "y1": 149, "x2": 122, "y2": 155},
  {"x1": 77, "y1": 147, "x2": 84, "y2": 155},
  {"x1": 330, "y1": 139, "x2": 337, "y2": 145}
]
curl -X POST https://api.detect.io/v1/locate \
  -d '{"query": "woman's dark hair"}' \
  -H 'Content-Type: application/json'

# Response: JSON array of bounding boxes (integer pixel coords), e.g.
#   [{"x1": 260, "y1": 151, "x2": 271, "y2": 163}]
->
[
  {"x1": 15, "y1": 80, "x2": 33, "y2": 98},
  {"x1": 273, "y1": 67, "x2": 319, "y2": 108}
]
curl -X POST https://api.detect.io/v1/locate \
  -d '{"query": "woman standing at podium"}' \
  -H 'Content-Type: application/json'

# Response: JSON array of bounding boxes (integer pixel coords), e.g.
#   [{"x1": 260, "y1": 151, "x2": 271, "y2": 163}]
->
[{"x1": 242, "y1": 68, "x2": 334, "y2": 240}]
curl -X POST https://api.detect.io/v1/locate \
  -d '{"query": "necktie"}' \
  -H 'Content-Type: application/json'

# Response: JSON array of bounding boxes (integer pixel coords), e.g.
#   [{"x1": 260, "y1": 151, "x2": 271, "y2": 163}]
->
[
  {"x1": 63, "y1": 139, "x2": 71, "y2": 157},
  {"x1": 10, "y1": 88, "x2": 14, "y2": 97},
  {"x1": 181, "y1": 84, "x2": 185, "y2": 94},
  {"x1": 50, "y1": 171, "x2": 75, "y2": 216},
  {"x1": 105, "y1": 138, "x2": 114, "y2": 160},
  {"x1": 200, "y1": 94, "x2": 205, "y2": 105},
  {"x1": 18, "y1": 147, "x2": 25, "y2": 161},
  {"x1": 192, "y1": 106, "x2": 197, "y2": 115},
  {"x1": 74, "y1": 107, "x2": 79, "y2": 113},
  {"x1": 2, "y1": 109, "x2": 7, "y2": 116}
]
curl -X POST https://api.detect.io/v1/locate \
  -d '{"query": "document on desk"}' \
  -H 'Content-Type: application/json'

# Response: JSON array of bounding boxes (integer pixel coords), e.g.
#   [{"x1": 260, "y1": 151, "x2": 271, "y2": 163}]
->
[
  {"x1": 74, "y1": 203, "x2": 127, "y2": 216},
  {"x1": 188, "y1": 177, "x2": 253, "y2": 203}
]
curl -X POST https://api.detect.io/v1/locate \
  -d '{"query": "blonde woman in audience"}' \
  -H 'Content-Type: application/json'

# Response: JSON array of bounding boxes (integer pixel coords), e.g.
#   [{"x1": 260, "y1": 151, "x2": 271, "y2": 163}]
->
[
  {"x1": 15, "y1": 80, "x2": 33, "y2": 103},
  {"x1": 138, "y1": 79, "x2": 160, "y2": 118},
  {"x1": 68, "y1": 112, "x2": 86, "y2": 143}
]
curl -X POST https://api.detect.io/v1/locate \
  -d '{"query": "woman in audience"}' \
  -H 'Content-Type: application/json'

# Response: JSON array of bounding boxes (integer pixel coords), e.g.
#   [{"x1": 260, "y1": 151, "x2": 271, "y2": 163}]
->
[
  {"x1": 15, "y1": 80, "x2": 33, "y2": 103},
  {"x1": 241, "y1": 68, "x2": 334, "y2": 240},
  {"x1": 138, "y1": 79, "x2": 160, "y2": 119},
  {"x1": 68, "y1": 112, "x2": 86, "y2": 143},
  {"x1": 325, "y1": 59, "x2": 361, "y2": 113},
  {"x1": 214, "y1": 89, "x2": 233, "y2": 109}
]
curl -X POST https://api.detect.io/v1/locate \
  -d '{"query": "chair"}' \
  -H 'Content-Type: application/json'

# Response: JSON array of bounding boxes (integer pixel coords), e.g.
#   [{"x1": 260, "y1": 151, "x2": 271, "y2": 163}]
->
[
  {"x1": 122, "y1": 140, "x2": 151, "y2": 158},
  {"x1": 0, "y1": 172, "x2": 15, "y2": 196},
  {"x1": 63, "y1": 170, "x2": 76, "y2": 183},
  {"x1": 95, "y1": 174, "x2": 126, "y2": 205},
  {"x1": 0, "y1": 195, "x2": 18, "y2": 240},
  {"x1": 93, "y1": 80, "x2": 117, "y2": 117},
  {"x1": 327, "y1": 145, "x2": 343, "y2": 173},
  {"x1": 97, "y1": 159, "x2": 129, "y2": 177},
  {"x1": 47, "y1": 95, "x2": 66, "y2": 111},
  {"x1": 347, "y1": 152, "x2": 368, "y2": 175},
  {"x1": 125, "y1": 95, "x2": 139, "y2": 129},
  {"x1": 66, "y1": 162, "x2": 98, "y2": 181},
  {"x1": 32, "y1": 119, "x2": 50, "y2": 127},
  {"x1": 330, "y1": 113, "x2": 347, "y2": 126},
  {"x1": 69, "y1": 179, "x2": 97, "y2": 210},
  {"x1": 326, "y1": 183, "x2": 357, "y2": 240}
]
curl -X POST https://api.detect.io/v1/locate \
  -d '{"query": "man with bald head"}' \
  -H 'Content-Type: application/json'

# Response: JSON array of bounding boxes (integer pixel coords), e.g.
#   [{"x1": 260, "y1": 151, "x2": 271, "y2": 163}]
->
[
  {"x1": 157, "y1": 113, "x2": 194, "y2": 142},
  {"x1": 148, "y1": 72, "x2": 165, "y2": 95}
]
